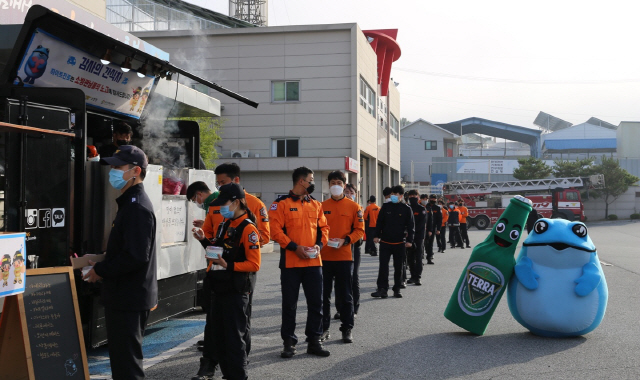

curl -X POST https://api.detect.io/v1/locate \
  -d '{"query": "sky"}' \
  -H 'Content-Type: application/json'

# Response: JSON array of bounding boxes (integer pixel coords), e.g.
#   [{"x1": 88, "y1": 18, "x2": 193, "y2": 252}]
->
[{"x1": 186, "y1": 0, "x2": 640, "y2": 130}]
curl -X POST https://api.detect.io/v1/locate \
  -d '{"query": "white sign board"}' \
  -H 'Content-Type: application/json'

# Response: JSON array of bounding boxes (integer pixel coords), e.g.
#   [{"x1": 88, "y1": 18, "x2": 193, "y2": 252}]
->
[
  {"x1": 161, "y1": 199, "x2": 187, "y2": 244},
  {"x1": 457, "y1": 159, "x2": 554, "y2": 174},
  {"x1": 16, "y1": 29, "x2": 156, "y2": 118},
  {"x1": 0, "y1": 233, "x2": 27, "y2": 298}
]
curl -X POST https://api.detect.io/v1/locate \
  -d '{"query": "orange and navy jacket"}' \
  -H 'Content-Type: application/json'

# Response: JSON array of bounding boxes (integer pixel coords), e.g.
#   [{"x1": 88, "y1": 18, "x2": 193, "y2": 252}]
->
[
  {"x1": 441, "y1": 207, "x2": 449, "y2": 227},
  {"x1": 221, "y1": 214, "x2": 261, "y2": 273},
  {"x1": 202, "y1": 189, "x2": 271, "y2": 247},
  {"x1": 363, "y1": 203, "x2": 380, "y2": 228},
  {"x1": 269, "y1": 191, "x2": 329, "y2": 269},
  {"x1": 245, "y1": 191, "x2": 270, "y2": 246},
  {"x1": 458, "y1": 205, "x2": 469, "y2": 224},
  {"x1": 320, "y1": 197, "x2": 365, "y2": 261}
]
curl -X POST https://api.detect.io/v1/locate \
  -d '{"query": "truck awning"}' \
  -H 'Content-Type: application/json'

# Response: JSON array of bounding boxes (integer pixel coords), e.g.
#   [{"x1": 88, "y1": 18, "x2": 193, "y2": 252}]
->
[{"x1": 0, "y1": 5, "x2": 258, "y2": 109}]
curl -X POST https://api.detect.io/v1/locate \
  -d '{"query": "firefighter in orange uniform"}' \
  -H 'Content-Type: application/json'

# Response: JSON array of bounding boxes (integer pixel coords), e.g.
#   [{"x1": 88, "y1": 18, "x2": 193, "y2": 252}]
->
[
  {"x1": 320, "y1": 171, "x2": 364, "y2": 344},
  {"x1": 457, "y1": 199, "x2": 471, "y2": 248},
  {"x1": 439, "y1": 199, "x2": 448, "y2": 253},
  {"x1": 363, "y1": 195, "x2": 380, "y2": 256},
  {"x1": 269, "y1": 167, "x2": 330, "y2": 359}
]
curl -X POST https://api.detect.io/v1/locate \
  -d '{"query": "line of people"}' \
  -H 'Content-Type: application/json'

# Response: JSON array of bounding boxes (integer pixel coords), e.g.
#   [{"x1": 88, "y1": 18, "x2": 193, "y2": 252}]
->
[{"x1": 186, "y1": 163, "x2": 473, "y2": 380}]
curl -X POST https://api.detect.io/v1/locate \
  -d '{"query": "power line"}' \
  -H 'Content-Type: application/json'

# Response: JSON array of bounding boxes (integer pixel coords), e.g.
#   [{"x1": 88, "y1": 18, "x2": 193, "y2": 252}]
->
[{"x1": 394, "y1": 67, "x2": 640, "y2": 85}]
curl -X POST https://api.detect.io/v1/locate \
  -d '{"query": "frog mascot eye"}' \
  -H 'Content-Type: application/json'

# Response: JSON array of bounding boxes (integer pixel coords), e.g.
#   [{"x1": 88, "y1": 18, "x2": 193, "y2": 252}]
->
[
  {"x1": 572, "y1": 224, "x2": 587, "y2": 238},
  {"x1": 495, "y1": 222, "x2": 506, "y2": 233},
  {"x1": 509, "y1": 229, "x2": 520, "y2": 241},
  {"x1": 533, "y1": 220, "x2": 548, "y2": 234}
]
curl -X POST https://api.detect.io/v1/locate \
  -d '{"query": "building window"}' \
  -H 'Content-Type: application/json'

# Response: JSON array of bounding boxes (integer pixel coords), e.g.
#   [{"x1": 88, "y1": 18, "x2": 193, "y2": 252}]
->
[
  {"x1": 359, "y1": 77, "x2": 376, "y2": 117},
  {"x1": 272, "y1": 81, "x2": 300, "y2": 102},
  {"x1": 445, "y1": 142, "x2": 454, "y2": 157},
  {"x1": 191, "y1": 83, "x2": 209, "y2": 94},
  {"x1": 272, "y1": 138, "x2": 299, "y2": 157},
  {"x1": 390, "y1": 114, "x2": 399, "y2": 140},
  {"x1": 425, "y1": 141, "x2": 437, "y2": 150}
]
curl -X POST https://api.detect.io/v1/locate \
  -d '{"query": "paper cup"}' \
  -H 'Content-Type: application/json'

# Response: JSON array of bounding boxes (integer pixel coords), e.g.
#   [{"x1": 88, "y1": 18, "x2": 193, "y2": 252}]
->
[
  {"x1": 305, "y1": 247, "x2": 318, "y2": 259},
  {"x1": 206, "y1": 246, "x2": 224, "y2": 260}
]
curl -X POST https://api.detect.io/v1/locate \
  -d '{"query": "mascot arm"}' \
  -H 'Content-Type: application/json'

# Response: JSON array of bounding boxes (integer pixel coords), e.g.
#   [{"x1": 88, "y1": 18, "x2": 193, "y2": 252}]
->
[
  {"x1": 514, "y1": 256, "x2": 539, "y2": 290},
  {"x1": 574, "y1": 261, "x2": 601, "y2": 297}
]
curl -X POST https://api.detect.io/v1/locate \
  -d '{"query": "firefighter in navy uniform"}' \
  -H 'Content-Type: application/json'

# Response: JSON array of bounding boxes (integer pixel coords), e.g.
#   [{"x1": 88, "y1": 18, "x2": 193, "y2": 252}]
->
[
  {"x1": 193, "y1": 183, "x2": 261, "y2": 380},
  {"x1": 425, "y1": 194, "x2": 442, "y2": 264},
  {"x1": 447, "y1": 201, "x2": 464, "y2": 249},
  {"x1": 372, "y1": 185, "x2": 415, "y2": 298},
  {"x1": 406, "y1": 190, "x2": 427, "y2": 286}
]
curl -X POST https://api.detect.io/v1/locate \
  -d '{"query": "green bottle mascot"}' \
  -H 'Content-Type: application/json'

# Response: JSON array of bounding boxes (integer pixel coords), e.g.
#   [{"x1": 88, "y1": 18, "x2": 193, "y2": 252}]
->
[{"x1": 444, "y1": 195, "x2": 532, "y2": 335}]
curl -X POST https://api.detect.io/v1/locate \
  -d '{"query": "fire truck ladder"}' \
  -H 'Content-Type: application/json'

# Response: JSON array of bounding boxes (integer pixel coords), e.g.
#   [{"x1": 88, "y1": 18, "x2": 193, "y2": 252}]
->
[{"x1": 445, "y1": 174, "x2": 604, "y2": 195}]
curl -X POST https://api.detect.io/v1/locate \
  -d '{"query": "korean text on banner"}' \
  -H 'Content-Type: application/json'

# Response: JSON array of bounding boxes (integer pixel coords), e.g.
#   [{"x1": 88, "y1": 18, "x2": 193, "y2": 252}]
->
[{"x1": 16, "y1": 29, "x2": 155, "y2": 119}]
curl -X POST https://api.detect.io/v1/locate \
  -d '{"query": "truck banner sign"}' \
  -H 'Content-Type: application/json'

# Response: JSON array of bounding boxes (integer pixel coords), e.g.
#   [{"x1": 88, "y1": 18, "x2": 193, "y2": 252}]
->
[{"x1": 16, "y1": 29, "x2": 155, "y2": 118}]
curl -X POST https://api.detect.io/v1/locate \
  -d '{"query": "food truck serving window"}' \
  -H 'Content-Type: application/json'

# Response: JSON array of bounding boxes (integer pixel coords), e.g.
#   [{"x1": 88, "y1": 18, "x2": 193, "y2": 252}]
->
[{"x1": 16, "y1": 29, "x2": 155, "y2": 119}]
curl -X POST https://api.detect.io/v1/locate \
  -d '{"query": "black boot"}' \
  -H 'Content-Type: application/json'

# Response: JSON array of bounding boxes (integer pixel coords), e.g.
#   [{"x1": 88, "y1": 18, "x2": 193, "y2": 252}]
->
[
  {"x1": 281, "y1": 339, "x2": 297, "y2": 359},
  {"x1": 307, "y1": 337, "x2": 331, "y2": 357},
  {"x1": 341, "y1": 328, "x2": 353, "y2": 343},
  {"x1": 191, "y1": 357, "x2": 216, "y2": 380},
  {"x1": 371, "y1": 289, "x2": 388, "y2": 298}
]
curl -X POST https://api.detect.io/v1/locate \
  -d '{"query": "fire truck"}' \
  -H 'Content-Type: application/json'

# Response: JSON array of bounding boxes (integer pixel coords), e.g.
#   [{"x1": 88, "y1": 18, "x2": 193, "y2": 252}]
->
[
  {"x1": 0, "y1": 6, "x2": 257, "y2": 347},
  {"x1": 442, "y1": 175, "x2": 605, "y2": 230}
]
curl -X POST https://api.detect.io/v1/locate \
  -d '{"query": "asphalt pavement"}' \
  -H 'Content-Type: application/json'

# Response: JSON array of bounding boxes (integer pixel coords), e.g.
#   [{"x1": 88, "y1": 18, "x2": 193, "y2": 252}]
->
[{"x1": 115, "y1": 220, "x2": 639, "y2": 380}]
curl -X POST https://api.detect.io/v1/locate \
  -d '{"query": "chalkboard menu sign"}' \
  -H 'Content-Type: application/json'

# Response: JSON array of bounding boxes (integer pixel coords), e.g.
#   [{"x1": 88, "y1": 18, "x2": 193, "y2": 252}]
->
[{"x1": 23, "y1": 267, "x2": 89, "y2": 379}]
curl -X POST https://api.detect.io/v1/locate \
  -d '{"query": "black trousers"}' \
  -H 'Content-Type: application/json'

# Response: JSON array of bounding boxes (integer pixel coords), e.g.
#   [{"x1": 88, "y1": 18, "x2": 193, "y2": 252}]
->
[
  {"x1": 407, "y1": 239, "x2": 424, "y2": 280},
  {"x1": 365, "y1": 226, "x2": 377, "y2": 254},
  {"x1": 460, "y1": 223, "x2": 470, "y2": 246},
  {"x1": 280, "y1": 266, "x2": 323, "y2": 345},
  {"x1": 376, "y1": 242, "x2": 405, "y2": 292},
  {"x1": 336, "y1": 243, "x2": 361, "y2": 314},
  {"x1": 438, "y1": 226, "x2": 447, "y2": 251},
  {"x1": 211, "y1": 292, "x2": 250, "y2": 380},
  {"x1": 322, "y1": 261, "x2": 354, "y2": 332},
  {"x1": 425, "y1": 232, "x2": 436, "y2": 259},
  {"x1": 104, "y1": 307, "x2": 150, "y2": 380},
  {"x1": 449, "y1": 225, "x2": 463, "y2": 247}
]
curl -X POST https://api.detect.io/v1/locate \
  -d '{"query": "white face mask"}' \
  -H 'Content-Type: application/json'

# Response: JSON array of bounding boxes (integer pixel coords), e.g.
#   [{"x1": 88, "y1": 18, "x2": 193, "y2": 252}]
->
[
  {"x1": 384, "y1": 198, "x2": 391, "y2": 203},
  {"x1": 330, "y1": 185, "x2": 344, "y2": 196}
]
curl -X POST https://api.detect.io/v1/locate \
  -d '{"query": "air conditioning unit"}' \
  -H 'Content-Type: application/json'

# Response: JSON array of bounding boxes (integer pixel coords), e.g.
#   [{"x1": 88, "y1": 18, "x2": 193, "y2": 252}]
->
[{"x1": 231, "y1": 150, "x2": 250, "y2": 158}]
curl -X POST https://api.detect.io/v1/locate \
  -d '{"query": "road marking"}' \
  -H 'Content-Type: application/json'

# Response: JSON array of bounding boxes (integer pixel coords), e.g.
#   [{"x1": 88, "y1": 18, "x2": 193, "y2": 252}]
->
[
  {"x1": 90, "y1": 332, "x2": 205, "y2": 379},
  {"x1": 600, "y1": 260, "x2": 613, "y2": 266}
]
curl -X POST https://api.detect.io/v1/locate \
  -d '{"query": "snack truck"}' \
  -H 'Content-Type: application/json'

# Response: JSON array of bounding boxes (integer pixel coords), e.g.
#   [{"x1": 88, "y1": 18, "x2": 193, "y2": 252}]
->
[{"x1": 0, "y1": 5, "x2": 258, "y2": 347}]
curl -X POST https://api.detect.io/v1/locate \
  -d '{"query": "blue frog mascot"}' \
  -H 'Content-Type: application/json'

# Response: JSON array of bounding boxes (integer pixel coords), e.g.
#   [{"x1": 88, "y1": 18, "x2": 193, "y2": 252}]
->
[
  {"x1": 24, "y1": 45, "x2": 50, "y2": 84},
  {"x1": 507, "y1": 218, "x2": 608, "y2": 337}
]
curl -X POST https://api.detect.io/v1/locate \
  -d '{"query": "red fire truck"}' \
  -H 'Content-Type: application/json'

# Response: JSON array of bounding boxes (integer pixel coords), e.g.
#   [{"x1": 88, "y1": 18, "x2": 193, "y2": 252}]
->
[{"x1": 442, "y1": 175, "x2": 605, "y2": 230}]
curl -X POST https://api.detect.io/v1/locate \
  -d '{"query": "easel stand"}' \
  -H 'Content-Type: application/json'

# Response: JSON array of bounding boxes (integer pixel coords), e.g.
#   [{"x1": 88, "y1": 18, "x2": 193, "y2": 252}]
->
[{"x1": 0, "y1": 294, "x2": 35, "y2": 380}]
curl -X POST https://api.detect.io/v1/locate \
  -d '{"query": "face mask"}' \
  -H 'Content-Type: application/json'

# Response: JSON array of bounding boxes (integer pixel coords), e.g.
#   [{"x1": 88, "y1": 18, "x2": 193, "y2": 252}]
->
[
  {"x1": 109, "y1": 167, "x2": 135, "y2": 190},
  {"x1": 220, "y1": 202, "x2": 237, "y2": 219},
  {"x1": 421, "y1": 200, "x2": 428, "y2": 206},
  {"x1": 430, "y1": 200, "x2": 436, "y2": 204},
  {"x1": 330, "y1": 185, "x2": 344, "y2": 196},
  {"x1": 390, "y1": 195, "x2": 399, "y2": 203},
  {"x1": 88, "y1": 156, "x2": 100, "y2": 162},
  {"x1": 348, "y1": 194, "x2": 356, "y2": 201},
  {"x1": 449, "y1": 205, "x2": 454, "y2": 209},
  {"x1": 116, "y1": 139, "x2": 130, "y2": 146},
  {"x1": 306, "y1": 182, "x2": 315, "y2": 195}
]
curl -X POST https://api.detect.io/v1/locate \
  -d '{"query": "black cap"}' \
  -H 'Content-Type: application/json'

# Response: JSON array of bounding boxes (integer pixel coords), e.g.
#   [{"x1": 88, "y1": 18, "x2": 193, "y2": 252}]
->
[
  {"x1": 429, "y1": 194, "x2": 437, "y2": 199},
  {"x1": 210, "y1": 183, "x2": 245, "y2": 206},
  {"x1": 369, "y1": 195, "x2": 376, "y2": 203},
  {"x1": 100, "y1": 145, "x2": 148, "y2": 168}
]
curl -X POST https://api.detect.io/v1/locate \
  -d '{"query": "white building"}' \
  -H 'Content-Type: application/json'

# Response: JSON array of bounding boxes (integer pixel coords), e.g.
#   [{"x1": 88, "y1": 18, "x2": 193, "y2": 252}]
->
[
  {"x1": 400, "y1": 119, "x2": 460, "y2": 183},
  {"x1": 137, "y1": 24, "x2": 402, "y2": 204},
  {"x1": 542, "y1": 122, "x2": 617, "y2": 160}
]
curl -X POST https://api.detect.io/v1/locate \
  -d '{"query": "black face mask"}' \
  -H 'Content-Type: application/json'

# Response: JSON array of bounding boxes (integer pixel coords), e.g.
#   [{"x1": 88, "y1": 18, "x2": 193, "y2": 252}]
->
[
  {"x1": 409, "y1": 197, "x2": 418, "y2": 204},
  {"x1": 116, "y1": 139, "x2": 130, "y2": 146},
  {"x1": 306, "y1": 183, "x2": 315, "y2": 195}
]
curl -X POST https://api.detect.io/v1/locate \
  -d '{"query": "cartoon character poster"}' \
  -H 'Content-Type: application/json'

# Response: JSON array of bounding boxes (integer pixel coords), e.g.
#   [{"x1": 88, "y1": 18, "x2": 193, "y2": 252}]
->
[
  {"x1": 16, "y1": 29, "x2": 155, "y2": 119},
  {"x1": 0, "y1": 233, "x2": 27, "y2": 298}
]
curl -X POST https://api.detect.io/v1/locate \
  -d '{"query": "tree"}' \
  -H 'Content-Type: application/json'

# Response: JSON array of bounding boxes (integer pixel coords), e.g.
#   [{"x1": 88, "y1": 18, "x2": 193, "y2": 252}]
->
[
  {"x1": 589, "y1": 157, "x2": 640, "y2": 218},
  {"x1": 175, "y1": 117, "x2": 224, "y2": 169},
  {"x1": 400, "y1": 117, "x2": 411, "y2": 127},
  {"x1": 512, "y1": 157, "x2": 553, "y2": 180},
  {"x1": 552, "y1": 157, "x2": 596, "y2": 178}
]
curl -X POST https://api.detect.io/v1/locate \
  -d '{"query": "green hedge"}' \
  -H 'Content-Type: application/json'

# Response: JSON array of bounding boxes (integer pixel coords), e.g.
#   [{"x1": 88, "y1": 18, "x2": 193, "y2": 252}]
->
[
  {"x1": 630, "y1": 213, "x2": 640, "y2": 220},
  {"x1": 607, "y1": 214, "x2": 618, "y2": 220}
]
